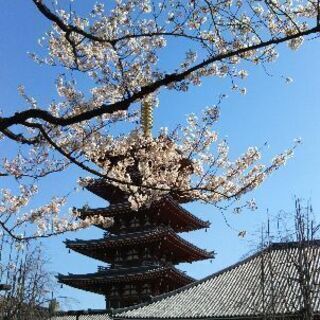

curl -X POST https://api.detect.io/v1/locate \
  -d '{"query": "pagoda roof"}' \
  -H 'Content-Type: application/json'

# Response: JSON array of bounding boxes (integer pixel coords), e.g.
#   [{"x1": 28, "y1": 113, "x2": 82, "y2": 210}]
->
[
  {"x1": 114, "y1": 241, "x2": 320, "y2": 320},
  {"x1": 58, "y1": 265, "x2": 194, "y2": 295},
  {"x1": 65, "y1": 227, "x2": 214, "y2": 264},
  {"x1": 85, "y1": 179, "x2": 192, "y2": 204},
  {"x1": 78, "y1": 197, "x2": 210, "y2": 232},
  {"x1": 85, "y1": 178, "x2": 127, "y2": 203}
]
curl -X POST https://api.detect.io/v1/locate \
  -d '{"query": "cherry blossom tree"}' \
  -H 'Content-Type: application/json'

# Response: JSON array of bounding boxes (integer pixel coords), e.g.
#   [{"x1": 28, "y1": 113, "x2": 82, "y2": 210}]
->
[{"x1": 0, "y1": 0, "x2": 314, "y2": 240}]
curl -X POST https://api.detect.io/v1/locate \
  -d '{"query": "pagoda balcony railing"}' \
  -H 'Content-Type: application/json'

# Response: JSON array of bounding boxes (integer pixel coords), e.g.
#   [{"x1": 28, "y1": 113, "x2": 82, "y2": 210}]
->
[
  {"x1": 103, "y1": 225, "x2": 157, "y2": 237},
  {"x1": 97, "y1": 262, "x2": 167, "y2": 273},
  {"x1": 141, "y1": 260, "x2": 163, "y2": 267}
]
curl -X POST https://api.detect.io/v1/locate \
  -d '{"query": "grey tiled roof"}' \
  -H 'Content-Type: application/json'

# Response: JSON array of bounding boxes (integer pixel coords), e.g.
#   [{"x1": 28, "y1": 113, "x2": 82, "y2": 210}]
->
[{"x1": 114, "y1": 241, "x2": 320, "y2": 319}]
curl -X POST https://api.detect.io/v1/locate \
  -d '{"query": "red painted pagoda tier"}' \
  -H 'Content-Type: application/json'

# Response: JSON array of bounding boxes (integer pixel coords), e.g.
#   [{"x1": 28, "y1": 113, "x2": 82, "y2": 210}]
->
[{"x1": 58, "y1": 179, "x2": 213, "y2": 309}]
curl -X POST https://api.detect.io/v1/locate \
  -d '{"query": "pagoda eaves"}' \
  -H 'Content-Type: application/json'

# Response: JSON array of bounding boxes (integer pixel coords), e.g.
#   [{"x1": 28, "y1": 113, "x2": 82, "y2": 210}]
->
[
  {"x1": 85, "y1": 178, "x2": 192, "y2": 204},
  {"x1": 65, "y1": 227, "x2": 214, "y2": 264},
  {"x1": 77, "y1": 197, "x2": 210, "y2": 233},
  {"x1": 58, "y1": 265, "x2": 194, "y2": 295}
]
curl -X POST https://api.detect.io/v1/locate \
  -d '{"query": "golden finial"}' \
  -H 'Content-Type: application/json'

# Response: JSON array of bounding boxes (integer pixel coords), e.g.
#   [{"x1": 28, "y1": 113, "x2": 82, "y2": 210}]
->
[{"x1": 141, "y1": 99, "x2": 154, "y2": 138}]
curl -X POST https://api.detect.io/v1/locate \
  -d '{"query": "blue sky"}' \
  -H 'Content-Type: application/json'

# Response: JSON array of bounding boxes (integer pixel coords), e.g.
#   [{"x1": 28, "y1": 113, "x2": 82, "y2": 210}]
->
[{"x1": 1, "y1": 0, "x2": 320, "y2": 310}]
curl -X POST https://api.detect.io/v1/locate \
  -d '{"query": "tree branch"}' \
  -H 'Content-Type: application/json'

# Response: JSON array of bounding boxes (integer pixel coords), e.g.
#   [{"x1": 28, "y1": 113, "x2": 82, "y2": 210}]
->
[
  {"x1": 32, "y1": 0, "x2": 108, "y2": 43},
  {"x1": 1, "y1": 23, "x2": 320, "y2": 131},
  {"x1": 32, "y1": 0, "x2": 210, "y2": 45},
  {"x1": 0, "y1": 128, "x2": 41, "y2": 145}
]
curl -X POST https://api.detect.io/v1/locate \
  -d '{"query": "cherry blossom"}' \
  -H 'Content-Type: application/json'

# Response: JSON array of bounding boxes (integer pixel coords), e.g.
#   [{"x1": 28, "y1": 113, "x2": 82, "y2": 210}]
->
[
  {"x1": 78, "y1": 106, "x2": 297, "y2": 210},
  {"x1": 0, "y1": 0, "x2": 314, "y2": 239}
]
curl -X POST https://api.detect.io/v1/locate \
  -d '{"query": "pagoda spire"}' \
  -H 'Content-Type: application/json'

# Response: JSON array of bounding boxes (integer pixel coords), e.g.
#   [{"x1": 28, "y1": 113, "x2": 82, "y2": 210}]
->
[{"x1": 141, "y1": 99, "x2": 153, "y2": 138}]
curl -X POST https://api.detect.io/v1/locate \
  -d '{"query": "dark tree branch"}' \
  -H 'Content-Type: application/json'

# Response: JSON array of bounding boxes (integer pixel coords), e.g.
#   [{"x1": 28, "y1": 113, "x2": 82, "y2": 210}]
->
[
  {"x1": 0, "y1": 128, "x2": 41, "y2": 145},
  {"x1": 32, "y1": 0, "x2": 209, "y2": 45},
  {"x1": 32, "y1": 0, "x2": 108, "y2": 43},
  {"x1": 1, "y1": 23, "x2": 320, "y2": 131}
]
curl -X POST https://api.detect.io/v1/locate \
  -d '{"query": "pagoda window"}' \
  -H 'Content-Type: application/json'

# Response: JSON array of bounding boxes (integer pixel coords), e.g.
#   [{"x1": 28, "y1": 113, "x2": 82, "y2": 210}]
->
[
  {"x1": 130, "y1": 217, "x2": 140, "y2": 228},
  {"x1": 160, "y1": 253, "x2": 167, "y2": 263},
  {"x1": 110, "y1": 286, "x2": 119, "y2": 297},
  {"x1": 141, "y1": 283, "x2": 151, "y2": 295},
  {"x1": 144, "y1": 215, "x2": 152, "y2": 227},
  {"x1": 127, "y1": 249, "x2": 139, "y2": 261},
  {"x1": 118, "y1": 218, "x2": 127, "y2": 231},
  {"x1": 114, "y1": 250, "x2": 123, "y2": 263},
  {"x1": 166, "y1": 252, "x2": 173, "y2": 265},
  {"x1": 123, "y1": 284, "x2": 137, "y2": 296},
  {"x1": 143, "y1": 248, "x2": 152, "y2": 260}
]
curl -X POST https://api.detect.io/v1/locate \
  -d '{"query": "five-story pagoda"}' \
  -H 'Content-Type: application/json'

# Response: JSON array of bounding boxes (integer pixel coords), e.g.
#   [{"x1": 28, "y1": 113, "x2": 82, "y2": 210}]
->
[
  {"x1": 58, "y1": 179, "x2": 213, "y2": 309},
  {"x1": 58, "y1": 102, "x2": 214, "y2": 309}
]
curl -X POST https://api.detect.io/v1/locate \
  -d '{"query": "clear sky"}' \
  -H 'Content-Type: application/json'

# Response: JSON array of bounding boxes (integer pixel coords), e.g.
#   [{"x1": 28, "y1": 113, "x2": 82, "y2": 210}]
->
[{"x1": 1, "y1": 0, "x2": 320, "y2": 311}]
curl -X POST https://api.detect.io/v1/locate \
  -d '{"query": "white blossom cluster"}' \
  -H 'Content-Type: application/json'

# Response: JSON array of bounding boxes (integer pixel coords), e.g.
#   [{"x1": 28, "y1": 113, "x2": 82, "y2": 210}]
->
[
  {"x1": 31, "y1": 0, "x2": 318, "y2": 97},
  {"x1": 0, "y1": 183, "x2": 112, "y2": 239}
]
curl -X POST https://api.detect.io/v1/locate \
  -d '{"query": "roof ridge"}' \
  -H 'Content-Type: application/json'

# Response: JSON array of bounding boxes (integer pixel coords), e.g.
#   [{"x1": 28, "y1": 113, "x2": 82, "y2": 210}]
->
[{"x1": 269, "y1": 239, "x2": 320, "y2": 250}]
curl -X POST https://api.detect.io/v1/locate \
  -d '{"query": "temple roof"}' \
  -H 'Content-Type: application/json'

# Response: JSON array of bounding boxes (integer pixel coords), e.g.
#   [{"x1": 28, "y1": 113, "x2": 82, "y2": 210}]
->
[
  {"x1": 78, "y1": 197, "x2": 210, "y2": 232},
  {"x1": 114, "y1": 241, "x2": 320, "y2": 319},
  {"x1": 65, "y1": 227, "x2": 214, "y2": 263},
  {"x1": 58, "y1": 266, "x2": 194, "y2": 295}
]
